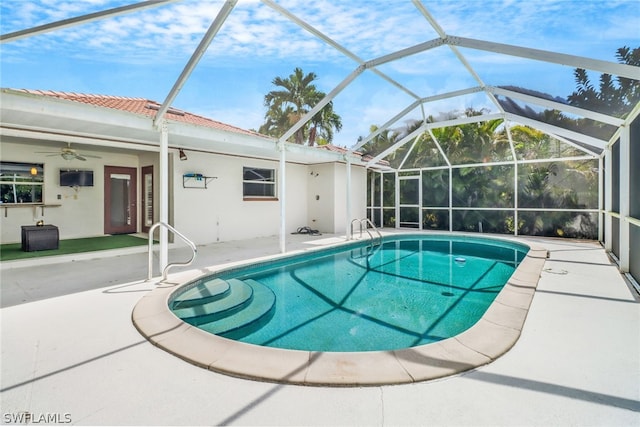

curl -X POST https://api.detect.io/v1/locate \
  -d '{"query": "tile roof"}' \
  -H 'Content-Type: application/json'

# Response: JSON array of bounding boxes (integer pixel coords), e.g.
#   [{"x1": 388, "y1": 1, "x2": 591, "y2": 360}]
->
[
  {"x1": 10, "y1": 89, "x2": 377, "y2": 163},
  {"x1": 14, "y1": 89, "x2": 266, "y2": 138}
]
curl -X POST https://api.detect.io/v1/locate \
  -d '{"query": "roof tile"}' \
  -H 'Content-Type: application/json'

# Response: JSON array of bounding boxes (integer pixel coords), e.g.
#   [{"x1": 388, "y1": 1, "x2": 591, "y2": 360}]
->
[
  {"x1": 12, "y1": 89, "x2": 373, "y2": 162},
  {"x1": 15, "y1": 89, "x2": 265, "y2": 138}
]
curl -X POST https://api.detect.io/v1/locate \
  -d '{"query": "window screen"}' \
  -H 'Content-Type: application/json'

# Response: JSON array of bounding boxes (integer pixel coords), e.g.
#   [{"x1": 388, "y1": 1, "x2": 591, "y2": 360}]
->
[{"x1": 243, "y1": 167, "x2": 276, "y2": 198}]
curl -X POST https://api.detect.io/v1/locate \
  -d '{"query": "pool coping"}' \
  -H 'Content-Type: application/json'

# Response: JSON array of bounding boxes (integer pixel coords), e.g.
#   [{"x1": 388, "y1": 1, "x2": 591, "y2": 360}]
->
[{"x1": 132, "y1": 235, "x2": 547, "y2": 386}]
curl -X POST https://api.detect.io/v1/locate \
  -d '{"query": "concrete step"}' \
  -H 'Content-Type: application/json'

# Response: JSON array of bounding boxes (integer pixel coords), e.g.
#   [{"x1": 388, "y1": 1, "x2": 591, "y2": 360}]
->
[
  {"x1": 172, "y1": 278, "x2": 253, "y2": 326},
  {"x1": 171, "y1": 278, "x2": 230, "y2": 309},
  {"x1": 200, "y1": 279, "x2": 276, "y2": 337}
]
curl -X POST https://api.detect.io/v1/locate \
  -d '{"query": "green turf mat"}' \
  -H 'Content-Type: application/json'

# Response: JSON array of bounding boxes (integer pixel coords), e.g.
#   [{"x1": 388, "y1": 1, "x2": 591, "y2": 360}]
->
[{"x1": 0, "y1": 234, "x2": 149, "y2": 261}]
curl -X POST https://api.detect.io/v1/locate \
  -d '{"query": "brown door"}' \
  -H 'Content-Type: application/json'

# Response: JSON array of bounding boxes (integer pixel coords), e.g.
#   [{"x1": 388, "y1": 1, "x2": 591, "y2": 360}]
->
[
  {"x1": 141, "y1": 165, "x2": 154, "y2": 233},
  {"x1": 104, "y1": 166, "x2": 137, "y2": 234}
]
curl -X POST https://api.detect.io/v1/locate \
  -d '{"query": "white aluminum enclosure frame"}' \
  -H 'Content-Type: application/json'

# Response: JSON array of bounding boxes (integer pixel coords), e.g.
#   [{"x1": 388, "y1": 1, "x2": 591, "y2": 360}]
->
[{"x1": 1, "y1": 0, "x2": 638, "y2": 277}]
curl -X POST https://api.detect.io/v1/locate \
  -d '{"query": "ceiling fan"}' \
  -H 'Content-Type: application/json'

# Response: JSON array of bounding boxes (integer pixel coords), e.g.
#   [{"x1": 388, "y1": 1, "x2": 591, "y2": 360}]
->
[{"x1": 36, "y1": 142, "x2": 102, "y2": 161}]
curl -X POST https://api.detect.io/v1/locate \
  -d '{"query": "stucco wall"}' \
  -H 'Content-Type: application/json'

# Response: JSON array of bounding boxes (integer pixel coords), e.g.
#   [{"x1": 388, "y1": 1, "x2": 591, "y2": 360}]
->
[
  {"x1": 0, "y1": 140, "x2": 140, "y2": 243},
  {"x1": 335, "y1": 164, "x2": 367, "y2": 233},
  {"x1": 306, "y1": 162, "x2": 367, "y2": 234},
  {"x1": 172, "y1": 153, "x2": 309, "y2": 244},
  {"x1": 1, "y1": 140, "x2": 367, "y2": 246},
  {"x1": 172, "y1": 155, "x2": 366, "y2": 243},
  {"x1": 306, "y1": 163, "x2": 335, "y2": 233}
]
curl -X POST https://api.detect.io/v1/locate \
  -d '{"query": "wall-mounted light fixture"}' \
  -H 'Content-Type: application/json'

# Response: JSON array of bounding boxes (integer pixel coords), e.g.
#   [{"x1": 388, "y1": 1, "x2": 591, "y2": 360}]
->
[{"x1": 179, "y1": 149, "x2": 188, "y2": 161}]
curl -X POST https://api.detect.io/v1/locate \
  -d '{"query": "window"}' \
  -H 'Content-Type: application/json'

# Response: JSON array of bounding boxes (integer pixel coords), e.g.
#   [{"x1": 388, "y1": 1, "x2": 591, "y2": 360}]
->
[
  {"x1": 0, "y1": 162, "x2": 44, "y2": 204},
  {"x1": 243, "y1": 167, "x2": 276, "y2": 199}
]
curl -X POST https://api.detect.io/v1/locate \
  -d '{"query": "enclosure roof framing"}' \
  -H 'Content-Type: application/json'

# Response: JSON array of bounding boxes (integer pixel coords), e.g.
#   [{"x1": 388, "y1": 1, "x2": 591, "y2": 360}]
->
[
  {"x1": 154, "y1": 0, "x2": 237, "y2": 126},
  {"x1": 0, "y1": 0, "x2": 181, "y2": 43},
  {"x1": 487, "y1": 86, "x2": 625, "y2": 127},
  {"x1": 446, "y1": 35, "x2": 640, "y2": 81},
  {"x1": 260, "y1": 1, "x2": 638, "y2": 160},
  {"x1": 262, "y1": 0, "x2": 422, "y2": 100},
  {"x1": 503, "y1": 112, "x2": 607, "y2": 152},
  {"x1": 1, "y1": 0, "x2": 638, "y2": 170}
]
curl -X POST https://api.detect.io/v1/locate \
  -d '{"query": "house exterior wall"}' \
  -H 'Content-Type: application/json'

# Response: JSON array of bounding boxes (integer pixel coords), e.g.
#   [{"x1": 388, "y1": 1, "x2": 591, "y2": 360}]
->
[
  {"x1": 0, "y1": 140, "x2": 140, "y2": 243},
  {"x1": 1, "y1": 139, "x2": 368, "y2": 246},
  {"x1": 334, "y1": 164, "x2": 367, "y2": 233},
  {"x1": 306, "y1": 162, "x2": 367, "y2": 234},
  {"x1": 307, "y1": 163, "x2": 335, "y2": 233},
  {"x1": 171, "y1": 152, "x2": 309, "y2": 244}
]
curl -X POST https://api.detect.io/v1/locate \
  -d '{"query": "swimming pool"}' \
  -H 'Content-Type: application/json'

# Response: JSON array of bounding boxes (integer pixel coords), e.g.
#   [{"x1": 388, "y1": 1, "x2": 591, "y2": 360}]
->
[
  {"x1": 133, "y1": 232, "x2": 546, "y2": 385},
  {"x1": 170, "y1": 235, "x2": 528, "y2": 352}
]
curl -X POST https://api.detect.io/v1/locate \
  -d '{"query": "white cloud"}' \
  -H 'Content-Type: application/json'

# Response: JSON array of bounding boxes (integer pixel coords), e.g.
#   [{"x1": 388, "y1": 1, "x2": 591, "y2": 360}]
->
[
  {"x1": 4, "y1": 0, "x2": 637, "y2": 65},
  {"x1": 2, "y1": 0, "x2": 638, "y2": 145}
]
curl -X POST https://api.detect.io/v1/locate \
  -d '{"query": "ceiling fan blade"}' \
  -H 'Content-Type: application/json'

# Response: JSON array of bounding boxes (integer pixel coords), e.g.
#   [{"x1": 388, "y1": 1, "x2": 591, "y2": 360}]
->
[{"x1": 75, "y1": 155, "x2": 87, "y2": 161}]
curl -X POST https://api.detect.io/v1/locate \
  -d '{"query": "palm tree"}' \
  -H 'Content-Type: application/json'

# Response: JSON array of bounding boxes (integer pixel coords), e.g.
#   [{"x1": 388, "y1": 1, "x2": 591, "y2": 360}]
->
[
  {"x1": 426, "y1": 111, "x2": 513, "y2": 232},
  {"x1": 359, "y1": 124, "x2": 400, "y2": 159},
  {"x1": 258, "y1": 105, "x2": 295, "y2": 138},
  {"x1": 261, "y1": 68, "x2": 342, "y2": 145},
  {"x1": 568, "y1": 46, "x2": 640, "y2": 117},
  {"x1": 308, "y1": 101, "x2": 342, "y2": 146}
]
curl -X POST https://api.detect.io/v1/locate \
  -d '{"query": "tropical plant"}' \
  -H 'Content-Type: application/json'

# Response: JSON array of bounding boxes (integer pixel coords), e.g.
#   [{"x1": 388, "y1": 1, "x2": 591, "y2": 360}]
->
[
  {"x1": 393, "y1": 120, "x2": 441, "y2": 169},
  {"x1": 568, "y1": 46, "x2": 640, "y2": 118},
  {"x1": 515, "y1": 158, "x2": 598, "y2": 239},
  {"x1": 428, "y1": 108, "x2": 511, "y2": 165},
  {"x1": 496, "y1": 46, "x2": 638, "y2": 142},
  {"x1": 259, "y1": 67, "x2": 342, "y2": 145},
  {"x1": 362, "y1": 51, "x2": 624, "y2": 239},
  {"x1": 358, "y1": 124, "x2": 402, "y2": 164},
  {"x1": 308, "y1": 101, "x2": 342, "y2": 146}
]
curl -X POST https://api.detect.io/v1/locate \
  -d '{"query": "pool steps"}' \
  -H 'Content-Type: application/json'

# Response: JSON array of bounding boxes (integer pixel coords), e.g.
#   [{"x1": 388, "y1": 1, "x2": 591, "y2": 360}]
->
[
  {"x1": 172, "y1": 278, "x2": 276, "y2": 337},
  {"x1": 202, "y1": 279, "x2": 276, "y2": 338},
  {"x1": 171, "y1": 278, "x2": 230, "y2": 309},
  {"x1": 172, "y1": 279, "x2": 253, "y2": 325}
]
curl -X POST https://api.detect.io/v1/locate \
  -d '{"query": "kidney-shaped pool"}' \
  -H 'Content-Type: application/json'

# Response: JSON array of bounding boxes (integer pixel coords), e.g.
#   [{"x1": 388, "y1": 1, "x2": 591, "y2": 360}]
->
[{"x1": 133, "y1": 233, "x2": 546, "y2": 386}]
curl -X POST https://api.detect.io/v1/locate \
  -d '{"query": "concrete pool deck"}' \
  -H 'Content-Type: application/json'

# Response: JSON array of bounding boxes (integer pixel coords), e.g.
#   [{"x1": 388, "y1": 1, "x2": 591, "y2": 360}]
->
[{"x1": 1, "y1": 232, "x2": 639, "y2": 425}]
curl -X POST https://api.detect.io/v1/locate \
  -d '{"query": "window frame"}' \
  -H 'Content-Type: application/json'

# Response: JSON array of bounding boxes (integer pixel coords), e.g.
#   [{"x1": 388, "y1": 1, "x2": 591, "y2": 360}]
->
[
  {"x1": 0, "y1": 161, "x2": 45, "y2": 205},
  {"x1": 242, "y1": 166, "x2": 277, "y2": 200}
]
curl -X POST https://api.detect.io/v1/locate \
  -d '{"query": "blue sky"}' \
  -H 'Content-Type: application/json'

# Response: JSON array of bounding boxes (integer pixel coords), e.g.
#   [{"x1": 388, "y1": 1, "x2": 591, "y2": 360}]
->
[{"x1": 1, "y1": 0, "x2": 639, "y2": 147}]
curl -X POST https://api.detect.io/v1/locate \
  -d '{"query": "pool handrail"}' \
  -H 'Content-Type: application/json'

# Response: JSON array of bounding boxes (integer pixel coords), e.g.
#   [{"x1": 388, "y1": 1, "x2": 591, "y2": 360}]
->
[
  {"x1": 147, "y1": 221, "x2": 197, "y2": 281},
  {"x1": 350, "y1": 218, "x2": 382, "y2": 246}
]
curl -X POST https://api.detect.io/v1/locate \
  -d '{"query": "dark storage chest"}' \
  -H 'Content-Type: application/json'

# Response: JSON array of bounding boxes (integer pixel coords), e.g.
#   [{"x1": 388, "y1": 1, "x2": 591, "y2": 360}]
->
[{"x1": 21, "y1": 225, "x2": 59, "y2": 252}]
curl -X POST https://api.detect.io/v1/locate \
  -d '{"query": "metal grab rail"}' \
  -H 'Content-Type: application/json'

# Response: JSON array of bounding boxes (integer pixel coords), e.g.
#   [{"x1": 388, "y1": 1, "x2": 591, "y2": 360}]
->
[
  {"x1": 350, "y1": 218, "x2": 363, "y2": 240},
  {"x1": 350, "y1": 218, "x2": 382, "y2": 245},
  {"x1": 147, "y1": 221, "x2": 197, "y2": 281}
]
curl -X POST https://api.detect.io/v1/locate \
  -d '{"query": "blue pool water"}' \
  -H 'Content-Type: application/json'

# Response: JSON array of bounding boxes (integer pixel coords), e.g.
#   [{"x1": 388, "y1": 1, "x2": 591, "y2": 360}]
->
[{"x1": 170, "y1": 235, "x2": 528, "y2": 352}]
